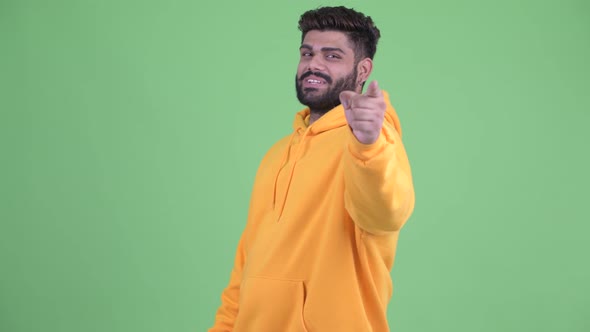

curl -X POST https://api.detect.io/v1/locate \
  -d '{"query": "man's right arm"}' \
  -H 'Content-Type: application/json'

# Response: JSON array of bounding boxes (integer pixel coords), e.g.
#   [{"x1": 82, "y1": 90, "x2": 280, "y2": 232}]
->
[{"x1": 208, "y1": 234, "x2": 246, "y2": 332}]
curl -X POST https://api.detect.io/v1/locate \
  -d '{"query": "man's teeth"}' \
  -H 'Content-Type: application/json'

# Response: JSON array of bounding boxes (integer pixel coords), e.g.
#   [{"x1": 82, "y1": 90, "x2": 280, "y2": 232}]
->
[{"x1": 307, "y1": 79, "x2": 323, "y2": 84}]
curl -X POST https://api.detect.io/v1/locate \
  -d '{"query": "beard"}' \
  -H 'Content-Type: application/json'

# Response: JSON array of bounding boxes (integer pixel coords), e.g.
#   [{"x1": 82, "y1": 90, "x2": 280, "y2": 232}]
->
[{"x1": 295, "y1": 68, "x2": 358, "y2": 116}]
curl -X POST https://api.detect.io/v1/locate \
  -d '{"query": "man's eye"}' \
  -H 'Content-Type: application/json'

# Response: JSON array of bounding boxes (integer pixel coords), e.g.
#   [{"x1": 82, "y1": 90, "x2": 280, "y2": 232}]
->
[
  {"x1": 301, "y1": 52, "x2": 312, "y2": 57},
  {"x1": 327, "y1": 54, "x2": 340, "y2": 59}
]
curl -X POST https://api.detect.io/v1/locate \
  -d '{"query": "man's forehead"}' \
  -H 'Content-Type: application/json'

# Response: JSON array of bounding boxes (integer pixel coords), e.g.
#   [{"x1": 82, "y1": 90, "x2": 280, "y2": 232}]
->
[{"x1": 301, "y1": 30, "x2": 352, "y2": 50}]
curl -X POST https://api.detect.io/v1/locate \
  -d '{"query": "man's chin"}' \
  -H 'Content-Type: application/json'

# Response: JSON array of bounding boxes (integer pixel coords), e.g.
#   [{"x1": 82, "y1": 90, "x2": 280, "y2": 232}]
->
[
  {"x1": 301, "y1": 96, "x2": 324, "y2": 106},
  {"x1": 296, "y1": 86, "x2": 338, "y2": 111},
  {"x1": 302, "y1": 87, "x2": 322, "y2": 94},
  {"x1": 302, "y1": 87, "x2": 329, "y2": 98}
]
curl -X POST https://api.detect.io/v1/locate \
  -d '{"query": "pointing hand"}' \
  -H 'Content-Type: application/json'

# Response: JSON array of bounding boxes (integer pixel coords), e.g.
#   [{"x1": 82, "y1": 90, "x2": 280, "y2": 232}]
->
[{"x1": 339, "y1": 80, "x2": 386, "y2": 145}]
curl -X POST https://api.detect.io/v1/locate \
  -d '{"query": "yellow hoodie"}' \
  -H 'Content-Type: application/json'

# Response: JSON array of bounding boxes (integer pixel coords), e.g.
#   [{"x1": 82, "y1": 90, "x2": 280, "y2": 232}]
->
[{"x1": 209, "y1": 91, "x2": 415, "y2": 332}]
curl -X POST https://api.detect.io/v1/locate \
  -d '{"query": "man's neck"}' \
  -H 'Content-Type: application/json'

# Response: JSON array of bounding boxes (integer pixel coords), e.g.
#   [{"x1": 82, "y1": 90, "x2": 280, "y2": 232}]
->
[{"x1": 309, "y1": 109, "x2": 328, "y2": 125}]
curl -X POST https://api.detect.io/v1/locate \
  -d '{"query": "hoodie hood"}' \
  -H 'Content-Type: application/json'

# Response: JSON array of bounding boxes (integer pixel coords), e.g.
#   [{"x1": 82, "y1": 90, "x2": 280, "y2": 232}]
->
[{"x1": 292, "y1": 91, "x2": 403, "y2": 137}]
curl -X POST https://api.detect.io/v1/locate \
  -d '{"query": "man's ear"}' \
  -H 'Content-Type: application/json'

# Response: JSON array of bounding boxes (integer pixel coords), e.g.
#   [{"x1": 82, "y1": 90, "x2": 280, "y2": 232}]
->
[{"x1": 356, "y1": 58, "x2": 373, "y2": 86}]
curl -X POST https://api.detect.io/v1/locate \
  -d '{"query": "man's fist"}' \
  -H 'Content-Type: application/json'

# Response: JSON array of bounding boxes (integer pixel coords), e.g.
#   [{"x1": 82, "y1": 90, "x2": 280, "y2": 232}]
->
[{"x1": 339, "y1": 80, "x2": 386, "y2": 145}]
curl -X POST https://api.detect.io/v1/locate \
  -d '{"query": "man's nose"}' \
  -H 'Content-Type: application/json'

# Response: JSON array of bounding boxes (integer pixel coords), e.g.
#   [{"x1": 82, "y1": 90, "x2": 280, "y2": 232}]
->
[{"x1": 306, "y1": 55, "x2": 325, "y2": 72}]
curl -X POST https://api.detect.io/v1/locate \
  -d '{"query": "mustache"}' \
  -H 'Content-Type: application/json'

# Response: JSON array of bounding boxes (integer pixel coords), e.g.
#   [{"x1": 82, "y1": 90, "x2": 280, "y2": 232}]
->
[{"x1": 299, "y1": 71, "x2": 333, "y2": 84}]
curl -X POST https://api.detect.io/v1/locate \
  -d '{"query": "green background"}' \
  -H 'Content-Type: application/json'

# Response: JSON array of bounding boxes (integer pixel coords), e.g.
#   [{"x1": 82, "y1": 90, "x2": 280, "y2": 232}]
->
[{"x1": 1, "y1": 0, "x2": 589, "y2": 331}]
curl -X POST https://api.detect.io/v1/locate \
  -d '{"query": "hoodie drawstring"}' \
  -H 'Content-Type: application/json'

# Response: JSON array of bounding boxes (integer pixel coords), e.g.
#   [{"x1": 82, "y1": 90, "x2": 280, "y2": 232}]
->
[{"x1": 272, "y1": 127, "x2": 310, "y2": 221}]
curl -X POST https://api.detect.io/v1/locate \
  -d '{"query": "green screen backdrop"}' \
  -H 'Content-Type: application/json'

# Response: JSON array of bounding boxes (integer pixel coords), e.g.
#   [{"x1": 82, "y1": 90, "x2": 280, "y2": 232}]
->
[{"x1": 1, "y1": 0, "x2": 589, "y2": 331}]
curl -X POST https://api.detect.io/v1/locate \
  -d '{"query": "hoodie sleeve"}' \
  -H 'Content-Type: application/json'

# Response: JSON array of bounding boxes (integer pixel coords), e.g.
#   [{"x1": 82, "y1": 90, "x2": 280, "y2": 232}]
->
[
  {"x1": 342, "y1": 113, "x2": 415, "y2": 234},
  {"x1": 208, "y1": 234, "x2": 245, "y2": 332}
]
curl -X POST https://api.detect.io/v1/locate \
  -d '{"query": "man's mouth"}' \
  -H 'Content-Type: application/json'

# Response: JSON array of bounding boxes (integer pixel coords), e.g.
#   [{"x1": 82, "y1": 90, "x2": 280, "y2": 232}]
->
[
  {"x1": 300, "y1": 71, "x2": 332, "y2": 87},
  {"x1": 307, "y1": 79, "x2": 323, "y2": 84},
  {"x1": 302, "y1": 75, "x2": 329, "y2": 89}
]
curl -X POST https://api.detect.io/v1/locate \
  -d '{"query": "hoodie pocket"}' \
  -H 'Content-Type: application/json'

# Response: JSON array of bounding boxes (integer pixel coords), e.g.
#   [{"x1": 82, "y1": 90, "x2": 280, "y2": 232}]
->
[{"x1": 234, "y1": 276, "x2": 309, "y2": 332}]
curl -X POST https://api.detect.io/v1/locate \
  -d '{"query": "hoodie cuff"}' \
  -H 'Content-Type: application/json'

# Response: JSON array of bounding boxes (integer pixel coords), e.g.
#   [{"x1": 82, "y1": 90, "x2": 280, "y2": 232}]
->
[{"x1": 347, "y1": 128, "x2": 387, "y2": 162}]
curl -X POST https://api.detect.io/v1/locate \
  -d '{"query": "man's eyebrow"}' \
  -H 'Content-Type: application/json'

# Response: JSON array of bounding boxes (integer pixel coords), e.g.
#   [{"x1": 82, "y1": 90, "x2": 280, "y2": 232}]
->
[
  {"x1": 321, "y1": 47, "x2": 346, "y2": 54},
  {"x1": 299, "y1": 45, "x2": 346, "y2": 54}
]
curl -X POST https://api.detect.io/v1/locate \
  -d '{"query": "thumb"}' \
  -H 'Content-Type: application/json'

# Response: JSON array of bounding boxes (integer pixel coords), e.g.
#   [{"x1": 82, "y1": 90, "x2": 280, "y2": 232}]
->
[
  {"x1": 339, "y1": 90, "x2": 356, "y2": 109},
  {"x1": 365, "y1": 80, "x2": 382, "y2": 98}
]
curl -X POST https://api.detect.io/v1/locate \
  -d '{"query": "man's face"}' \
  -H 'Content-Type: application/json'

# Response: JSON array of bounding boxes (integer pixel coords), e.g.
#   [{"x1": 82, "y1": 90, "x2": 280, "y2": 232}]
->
[{"x1": 296, "y1": 30, "x2": 360, "y2": 113}]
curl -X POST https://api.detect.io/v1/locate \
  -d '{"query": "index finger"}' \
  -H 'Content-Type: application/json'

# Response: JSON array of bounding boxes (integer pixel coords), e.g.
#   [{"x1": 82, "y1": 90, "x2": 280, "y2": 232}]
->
[{"x1": 364, "y1": 80, "x2": 382, "y2": 98}]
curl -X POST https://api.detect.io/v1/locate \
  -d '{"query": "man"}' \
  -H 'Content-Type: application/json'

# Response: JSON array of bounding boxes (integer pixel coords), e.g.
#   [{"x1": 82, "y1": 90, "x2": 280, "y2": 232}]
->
[{"x1": 209, "y1": 6, "x2": 415, "y2": 332}]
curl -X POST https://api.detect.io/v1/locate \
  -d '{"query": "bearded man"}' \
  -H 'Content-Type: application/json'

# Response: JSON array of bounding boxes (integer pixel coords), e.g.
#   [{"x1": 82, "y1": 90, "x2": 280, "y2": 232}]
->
[{"x1": 209, "y1": 6, "x2": 416, "y2": 332}]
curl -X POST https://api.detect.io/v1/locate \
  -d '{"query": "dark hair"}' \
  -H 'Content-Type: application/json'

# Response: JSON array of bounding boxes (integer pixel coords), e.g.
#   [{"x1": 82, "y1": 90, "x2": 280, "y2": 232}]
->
[{"x1": 298, "y1": 6, "x2": 381, "y2": 62}]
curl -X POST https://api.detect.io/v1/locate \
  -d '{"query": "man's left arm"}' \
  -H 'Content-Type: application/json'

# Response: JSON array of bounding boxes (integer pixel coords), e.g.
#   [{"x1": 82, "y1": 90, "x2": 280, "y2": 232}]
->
[{"x1": 340, "y1": 81, "x2": 416, "y2": 234}]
